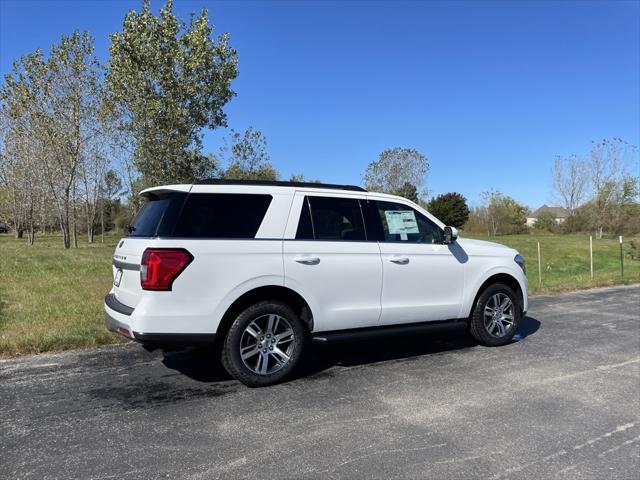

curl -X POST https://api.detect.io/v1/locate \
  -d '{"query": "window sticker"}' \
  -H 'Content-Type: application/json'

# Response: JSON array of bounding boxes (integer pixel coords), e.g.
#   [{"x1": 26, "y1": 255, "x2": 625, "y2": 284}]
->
[{"x1": 384, "y1": 210, "x2": 419, "y2": 240}]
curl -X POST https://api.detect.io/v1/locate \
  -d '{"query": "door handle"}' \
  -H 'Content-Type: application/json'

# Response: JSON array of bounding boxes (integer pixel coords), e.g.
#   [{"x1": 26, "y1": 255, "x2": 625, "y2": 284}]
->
[
  {"x1": 388, "y1": 255, "x2": 409, "y2": 265},
  {"x1": 294, "y1": 255, "x2": 320, "y2": 265}
]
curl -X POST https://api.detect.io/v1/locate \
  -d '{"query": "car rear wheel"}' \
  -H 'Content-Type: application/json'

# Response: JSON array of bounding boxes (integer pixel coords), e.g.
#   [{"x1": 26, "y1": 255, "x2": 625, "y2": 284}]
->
[
  {"x1": 469, "y1": 283, "x2": 521, "y2": 346},
  {"x1": 221, "y1": 301, "x2": 306, "y2": 387}
]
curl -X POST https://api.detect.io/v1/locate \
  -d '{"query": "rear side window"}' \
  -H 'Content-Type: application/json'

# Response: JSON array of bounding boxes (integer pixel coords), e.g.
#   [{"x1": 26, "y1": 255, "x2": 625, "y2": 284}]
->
[
  {"x1": 128, "y1": 193, "x2": 186, "y2": 237},
  {"x1": 295, "y1": 198, "x2": 314, "y2": 240},
  {"x1": 172, "y1": 193, "x2": 272, "y2": 238},
  {"x1": 296, "y1": 196, "x2": 366, "y2": 241}
]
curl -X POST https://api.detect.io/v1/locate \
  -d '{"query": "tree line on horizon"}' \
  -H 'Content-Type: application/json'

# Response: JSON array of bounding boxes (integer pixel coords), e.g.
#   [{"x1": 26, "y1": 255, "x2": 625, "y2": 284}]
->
[{"x1": 1, "y1": 0, "x2": 638, "y2": 248}]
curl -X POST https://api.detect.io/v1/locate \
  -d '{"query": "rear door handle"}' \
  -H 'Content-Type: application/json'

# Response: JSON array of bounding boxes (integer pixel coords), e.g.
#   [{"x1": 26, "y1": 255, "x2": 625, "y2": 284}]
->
[
  {"x1": 388, "y1": 255, "x2": 409, "y2": 265},
  {"x1": 294, "y1": 255, "x2": 320, "y2": 265}
]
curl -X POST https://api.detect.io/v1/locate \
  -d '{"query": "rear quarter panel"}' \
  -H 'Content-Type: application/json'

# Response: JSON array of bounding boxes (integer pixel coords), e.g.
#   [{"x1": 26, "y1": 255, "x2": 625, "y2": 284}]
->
[{"x1": 131, "y1": 239, "x2": 284, "y2": 334}]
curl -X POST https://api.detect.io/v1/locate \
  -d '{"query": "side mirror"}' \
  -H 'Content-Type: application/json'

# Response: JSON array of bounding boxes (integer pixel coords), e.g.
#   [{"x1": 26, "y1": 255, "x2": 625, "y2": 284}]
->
[{"x1": 443, "y1": 226, "x2": 458, "y2": 244}]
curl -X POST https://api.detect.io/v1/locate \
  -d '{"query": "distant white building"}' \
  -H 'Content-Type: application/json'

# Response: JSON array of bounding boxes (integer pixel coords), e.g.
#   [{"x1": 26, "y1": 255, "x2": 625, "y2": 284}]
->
[{"x1": 526, "y1": 205, "x2": 569, "y2": 227}]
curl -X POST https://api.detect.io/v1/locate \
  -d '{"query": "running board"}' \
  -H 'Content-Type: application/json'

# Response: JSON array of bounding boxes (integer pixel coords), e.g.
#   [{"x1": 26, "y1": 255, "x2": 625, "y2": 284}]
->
[{"x1": 312, "y1": 319, "x2": 467, "y2": 345}]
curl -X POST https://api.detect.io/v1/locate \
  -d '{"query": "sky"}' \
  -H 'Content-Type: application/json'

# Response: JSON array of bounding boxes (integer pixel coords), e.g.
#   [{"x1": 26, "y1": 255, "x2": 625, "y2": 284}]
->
[{"x1": 1, "y1": 0, "x2": 639, "y2": 208}]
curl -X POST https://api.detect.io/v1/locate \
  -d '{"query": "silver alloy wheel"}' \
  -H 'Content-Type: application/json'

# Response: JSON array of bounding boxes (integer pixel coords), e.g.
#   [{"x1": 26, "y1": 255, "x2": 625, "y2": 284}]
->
[
  {"x1": 483, "y1": 293, "x2": 515, "y2": 338},
  {"x1": 240, "y1": 314, "x2": 295, "y2": 375}
]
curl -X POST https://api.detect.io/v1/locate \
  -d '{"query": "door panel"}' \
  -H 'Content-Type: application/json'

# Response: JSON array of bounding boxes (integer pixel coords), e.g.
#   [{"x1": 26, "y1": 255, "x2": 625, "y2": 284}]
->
[
  {"x1": 283, "y1": 193, "x2": 383, "y2": 332},
  {"x1": 284, "y1": 241, "x2": 382, "y2": 332},
  {"x1": 378, "y1": 242, "x2": 464, "y2": 324},
  {"x1": 372, "y1": 200, "x2": 465, "y2": 325}
]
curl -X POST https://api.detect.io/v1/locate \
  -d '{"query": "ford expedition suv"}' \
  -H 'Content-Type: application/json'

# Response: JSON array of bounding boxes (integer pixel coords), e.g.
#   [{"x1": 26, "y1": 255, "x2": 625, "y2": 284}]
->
[{"x1": 105, "y1": 180, "x2": 528, "y2": 387}]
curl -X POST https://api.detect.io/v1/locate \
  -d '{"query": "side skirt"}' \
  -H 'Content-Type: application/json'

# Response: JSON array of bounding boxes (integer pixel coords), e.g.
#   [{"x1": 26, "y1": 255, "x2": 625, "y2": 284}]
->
[{"x1": 312, "y1": 319, "x2": 468, "y2": 345}]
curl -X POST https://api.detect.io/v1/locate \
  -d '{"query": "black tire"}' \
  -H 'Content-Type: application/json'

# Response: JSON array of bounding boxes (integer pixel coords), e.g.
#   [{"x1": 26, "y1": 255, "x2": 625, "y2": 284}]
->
[
  {"x1": 469, "y1": 283, "x2": 521, "y2": 347},
  {"x1": 221, "y1": 301, "x2": 306, "y2": 387}
]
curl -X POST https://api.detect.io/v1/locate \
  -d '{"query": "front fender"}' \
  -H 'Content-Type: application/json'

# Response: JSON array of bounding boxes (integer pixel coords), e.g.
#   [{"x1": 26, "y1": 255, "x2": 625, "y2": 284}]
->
[{"x1": 461, "y1": 265, "x2": 528, "y2": 318}]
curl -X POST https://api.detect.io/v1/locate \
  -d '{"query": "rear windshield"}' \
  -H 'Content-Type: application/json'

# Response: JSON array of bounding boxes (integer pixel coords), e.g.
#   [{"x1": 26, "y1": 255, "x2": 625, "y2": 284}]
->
[
  {"x1": 127, "y1": 192, "x2": 273, "y2": 239},
  {"x1": 173, "y1": 193, "x2": 272, "y2": 238}
]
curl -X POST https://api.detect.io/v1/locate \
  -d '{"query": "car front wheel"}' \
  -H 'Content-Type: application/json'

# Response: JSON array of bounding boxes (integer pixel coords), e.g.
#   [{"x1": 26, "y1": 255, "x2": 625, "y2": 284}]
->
[{"x1": 469, "y1": 283, "x2": 521, "y2": 347}]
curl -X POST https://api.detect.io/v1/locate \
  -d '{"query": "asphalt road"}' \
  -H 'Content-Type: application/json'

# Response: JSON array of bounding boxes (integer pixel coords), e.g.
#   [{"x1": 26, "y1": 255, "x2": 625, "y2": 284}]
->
[{"x1": 2, "y1": 285, "x2": 639, "y2": 480}]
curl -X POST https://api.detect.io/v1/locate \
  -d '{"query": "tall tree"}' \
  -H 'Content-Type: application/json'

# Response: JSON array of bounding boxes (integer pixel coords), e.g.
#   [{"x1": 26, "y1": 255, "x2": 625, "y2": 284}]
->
[
  {"x1": 587, "y1": 138, "x2": 637, "y2": 238},
  {"x1": 551, "y1": 154, "x2": 588, "y2": 214},
  {"x1": 107, "y1": 0, "x2": 238, "y2": 188},
  {"x1": 363, "y1": 147, "x2": 429, "y2": 194},
  {"x1": 221, "y1": 127, "x2": 278, "y2": 180},
  {"x1": 1, "y1": 32, "x2": 109, "y2": 248},
  {"x1": 0, "y1": 111, "x2": 44, "y2": 243},
  {"x1": 45, "y1": 32, "x2": 108, "y2": 248},
  {"x1": 427, "y1": 192, "x2": 470, "y2": 228}
]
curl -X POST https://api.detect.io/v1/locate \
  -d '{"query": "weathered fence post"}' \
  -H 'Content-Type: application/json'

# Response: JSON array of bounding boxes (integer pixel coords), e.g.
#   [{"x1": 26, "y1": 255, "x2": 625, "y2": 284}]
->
[
  {"x1": 620, "y1": 235, "x2": 624, "y2": 279},
  {"x1": 537, "y1": 241, "x2": 542, "y2": 288},
  {"x1": 590, "y1": 235, "x2": 593, "y2": 281}
]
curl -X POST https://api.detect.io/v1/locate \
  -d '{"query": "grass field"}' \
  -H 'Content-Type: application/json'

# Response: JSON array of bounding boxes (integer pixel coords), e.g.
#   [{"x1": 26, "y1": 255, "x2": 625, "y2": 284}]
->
[
  {"x1": 1, "y1": 232, "x2": 638, "y2": 356},
  {"x1": 466, "y1": 233, "x2": 640, "y2": 293},
  {"x1": 0, "y1": 234, "x2": 129, "y2": 356}
]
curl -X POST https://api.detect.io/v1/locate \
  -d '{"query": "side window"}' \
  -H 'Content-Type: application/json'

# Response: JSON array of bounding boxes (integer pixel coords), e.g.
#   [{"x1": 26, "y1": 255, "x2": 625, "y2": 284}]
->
[
  {"x1": 376, "y1": 201, "x2": 443, "y2": 244},
  {"x1": 128, "y1": 192, "x2": 187, "y2": 237},
  {"x1": 295, "y1": 198, "x2": 314, "y2": 240},
  {"x1": 295, "y1": 196, "x2": 366, "y2": 241},
  {"x1": 172, "y1": 193, "x2": 272, "y2": 238}
]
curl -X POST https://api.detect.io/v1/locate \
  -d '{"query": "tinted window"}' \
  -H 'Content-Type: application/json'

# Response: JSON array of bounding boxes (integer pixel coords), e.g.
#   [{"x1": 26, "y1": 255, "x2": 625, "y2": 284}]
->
[
  {"x1": 173, "y1": 194, "x2": 272, "y2": 238},
  {"x1": 376, "y1": 201, "x2": 443, "y2": 244},
  {"x1": 128, "y1": 193, "x2": 182, "y2": 237},
  {"x1": 299, "y1": 196, "x2": 366, "y2": 241},
  {"x1": 360, "y1": 199, "x2": 384, "y2": 242},
  {"x1": 295, "y1": 198, "x2": 314, "y2": 240}
]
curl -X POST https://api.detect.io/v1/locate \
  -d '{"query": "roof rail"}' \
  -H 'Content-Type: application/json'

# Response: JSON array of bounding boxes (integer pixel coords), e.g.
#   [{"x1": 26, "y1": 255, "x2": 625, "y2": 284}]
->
[{"x1": 194, "y1": 179, "x2": 367, "y2": 192}]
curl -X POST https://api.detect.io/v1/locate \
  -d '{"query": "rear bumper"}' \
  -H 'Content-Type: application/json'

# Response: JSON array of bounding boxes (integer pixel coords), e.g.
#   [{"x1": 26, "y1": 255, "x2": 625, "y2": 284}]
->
[
  {"x1": 104, "y1": 294, "x2": 216, "y2": 347},
  {"x1": 105, "y1": 308, "x2": 135, "y2": 339}
]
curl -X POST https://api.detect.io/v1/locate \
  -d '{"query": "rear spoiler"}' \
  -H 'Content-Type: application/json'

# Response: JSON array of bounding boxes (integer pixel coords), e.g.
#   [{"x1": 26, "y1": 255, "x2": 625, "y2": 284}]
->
[{"x1": 139, "y1": 185, "x2": 192, "y2": 196}]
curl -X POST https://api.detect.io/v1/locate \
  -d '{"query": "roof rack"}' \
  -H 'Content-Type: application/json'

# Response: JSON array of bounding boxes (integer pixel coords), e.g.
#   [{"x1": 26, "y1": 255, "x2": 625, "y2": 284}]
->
[{"x1": 194, "y1": 179, "x2": 367, "y2": 192}]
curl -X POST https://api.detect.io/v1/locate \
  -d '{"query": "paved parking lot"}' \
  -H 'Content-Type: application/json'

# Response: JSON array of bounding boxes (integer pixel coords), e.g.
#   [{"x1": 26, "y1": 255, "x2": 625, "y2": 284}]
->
[{"x1": 1, "y1": 285, "x2": 639, "y2": 479}]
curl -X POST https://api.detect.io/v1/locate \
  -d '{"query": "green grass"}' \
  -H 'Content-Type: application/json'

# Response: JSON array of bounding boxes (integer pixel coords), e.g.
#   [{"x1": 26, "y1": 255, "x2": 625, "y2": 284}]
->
[
  {"x1": 0, "y1": 233, "x2": 129, "y2": 356},
  {"x1": 464, "y1": 233, "x2": 640, "y2": 294},
  {"x1": 0, "y1": 232, "x2": 638, "y2": 356}
]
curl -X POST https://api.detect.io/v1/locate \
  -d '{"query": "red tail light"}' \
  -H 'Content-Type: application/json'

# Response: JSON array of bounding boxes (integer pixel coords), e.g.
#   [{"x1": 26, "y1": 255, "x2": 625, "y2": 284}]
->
[{"x1": 140, "y1": 248, "x2": 193, "y2": 291}]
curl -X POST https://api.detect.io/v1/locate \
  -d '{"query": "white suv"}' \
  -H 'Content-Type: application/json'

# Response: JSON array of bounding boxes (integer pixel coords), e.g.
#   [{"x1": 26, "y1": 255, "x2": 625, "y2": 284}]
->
[{"x1": 105, "y1": 180, "x2": 528, "y2": 387}]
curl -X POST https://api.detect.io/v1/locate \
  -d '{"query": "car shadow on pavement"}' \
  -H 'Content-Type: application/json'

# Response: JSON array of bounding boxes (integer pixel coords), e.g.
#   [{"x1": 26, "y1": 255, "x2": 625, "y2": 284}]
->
[
  {"x1": 296, "y1": 315, "x2": 541, "y2": 380},
  {"x1": 162, "y1": 316, "x2": 541, "y2": 384},
  {"x1": 162, "y1": 347, "x2": 232, "y2": 382}
]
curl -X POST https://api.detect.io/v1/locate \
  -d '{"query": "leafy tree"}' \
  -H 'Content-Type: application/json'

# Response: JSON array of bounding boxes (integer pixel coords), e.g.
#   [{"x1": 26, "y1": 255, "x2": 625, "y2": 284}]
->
[
  {"x1": 532, "y1": 210, "x2": 557, "y2": 232},
  {"x1": 479, "y1": 190, "x2": 527, "y2": 236},
  {"x1": 107, "y1": 0, "x2": 238, "y2": 187},
  {"x1": 1, "y1": 31, "x2": 110, "y2": 248},
  {"x1": 427, "y1": 192, "x2": 469, "y2": 227},
  {"x1": 549, "y1": 138, "x2": 639, "y2": 235},
  {"x1": 391, "y1": 182, "x2": 419, "y2": 203},
  {"x1": 289, "y1": 173, "x2": 321, "y2": 183},
  {"x1": 363, "y1": 147, "x2": 429, "y2": 194},
  {"x1": 587, "y1": 138, "x2": 638, "y2": 238},
  {"x1": 220, "y1": 127, "x2": 278, "y2": 180}
]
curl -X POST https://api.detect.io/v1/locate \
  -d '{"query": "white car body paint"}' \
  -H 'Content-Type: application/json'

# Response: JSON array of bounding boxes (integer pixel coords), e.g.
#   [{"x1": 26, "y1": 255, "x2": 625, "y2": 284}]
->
[{"x1": 105, "y1": 183, "x2": 528, "y2": 338}]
